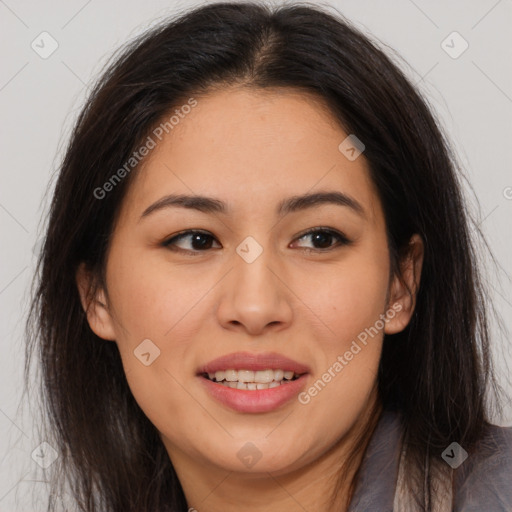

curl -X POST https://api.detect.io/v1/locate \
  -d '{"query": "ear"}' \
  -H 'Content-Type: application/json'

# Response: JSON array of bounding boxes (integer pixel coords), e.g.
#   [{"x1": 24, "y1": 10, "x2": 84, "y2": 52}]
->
[
  {"x1": 384, "y1": 234, "x2": 424, "y2": 335},
  {"x1": 75, "y1": 262, "x2": 116, "y2": 341}
]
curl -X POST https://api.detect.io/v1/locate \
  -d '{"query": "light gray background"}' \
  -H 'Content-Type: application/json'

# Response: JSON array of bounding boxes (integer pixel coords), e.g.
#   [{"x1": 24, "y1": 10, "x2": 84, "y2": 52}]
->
[{"x1": 1, "y1": 0, "x2": 511, "y2": 509}]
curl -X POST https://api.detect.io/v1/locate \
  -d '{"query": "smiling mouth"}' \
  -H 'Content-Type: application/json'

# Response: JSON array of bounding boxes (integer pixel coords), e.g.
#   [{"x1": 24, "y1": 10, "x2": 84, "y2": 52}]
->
[{"x1": 200, "y1": 368, "x2": 303, "y2": 390}]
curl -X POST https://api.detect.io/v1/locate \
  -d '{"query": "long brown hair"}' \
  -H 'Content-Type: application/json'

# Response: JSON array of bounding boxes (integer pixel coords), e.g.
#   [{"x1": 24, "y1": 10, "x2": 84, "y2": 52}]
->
[{"x1": 25, "y1": 2, "x2": 507, "y2": 510}]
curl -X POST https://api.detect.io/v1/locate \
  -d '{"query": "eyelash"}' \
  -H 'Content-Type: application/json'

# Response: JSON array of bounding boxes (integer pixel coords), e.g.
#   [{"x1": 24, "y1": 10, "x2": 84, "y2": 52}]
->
[{"x1": 161, "y1": 227, "x2": 351, "y2": 255}]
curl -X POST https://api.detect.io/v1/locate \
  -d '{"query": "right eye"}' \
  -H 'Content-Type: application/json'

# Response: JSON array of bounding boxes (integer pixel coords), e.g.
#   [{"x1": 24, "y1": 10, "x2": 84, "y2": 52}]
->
[{"x1": 162, "y1": 230, "x2": 221, "y2": 254}]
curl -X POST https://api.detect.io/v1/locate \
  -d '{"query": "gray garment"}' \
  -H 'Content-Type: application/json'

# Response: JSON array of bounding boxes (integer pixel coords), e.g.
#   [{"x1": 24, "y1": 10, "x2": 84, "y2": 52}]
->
[{"x1": 348, "y1": 409, "x2": 512, "y2": 511}]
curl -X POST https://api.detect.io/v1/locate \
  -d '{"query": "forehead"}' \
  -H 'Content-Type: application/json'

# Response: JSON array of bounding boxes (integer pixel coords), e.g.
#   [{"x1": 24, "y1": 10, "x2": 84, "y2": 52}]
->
[{"x1": 121, "y1": 87, "x2": 381, "y2": 223}]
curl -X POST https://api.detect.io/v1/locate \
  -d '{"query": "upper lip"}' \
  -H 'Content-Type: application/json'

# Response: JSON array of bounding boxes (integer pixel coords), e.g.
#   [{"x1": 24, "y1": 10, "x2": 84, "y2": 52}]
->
[{"x1": 198, "y1": 351, "x2": 311, "y2": 375}]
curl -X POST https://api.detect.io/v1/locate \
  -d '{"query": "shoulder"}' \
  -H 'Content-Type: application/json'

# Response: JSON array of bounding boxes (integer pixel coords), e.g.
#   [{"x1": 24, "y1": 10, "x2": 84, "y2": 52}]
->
[{"x1": 453, "y1": 423, "x2": 512, "y2": 512}]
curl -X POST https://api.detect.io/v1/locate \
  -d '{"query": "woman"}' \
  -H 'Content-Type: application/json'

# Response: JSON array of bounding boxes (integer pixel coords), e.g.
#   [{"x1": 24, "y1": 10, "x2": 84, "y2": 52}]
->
[{"x1": 25, "y1": 2, "x2": 511, "y2": 511}]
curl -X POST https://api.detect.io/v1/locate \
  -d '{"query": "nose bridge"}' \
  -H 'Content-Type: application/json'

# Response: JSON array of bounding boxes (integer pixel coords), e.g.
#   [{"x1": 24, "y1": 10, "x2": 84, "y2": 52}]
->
[{"x1": 233, "y1": 233, "x2": 278, "y2": 296}]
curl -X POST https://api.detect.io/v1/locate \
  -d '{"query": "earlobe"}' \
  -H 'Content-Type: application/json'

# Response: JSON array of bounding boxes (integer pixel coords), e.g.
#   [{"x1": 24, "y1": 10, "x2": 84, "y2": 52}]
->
[
  {"x1": 384, "y1": 234, "x2": 424, "y2": 335},
  {"x1": 75, "y1": 263, "x2": 117, "y2": 341}
]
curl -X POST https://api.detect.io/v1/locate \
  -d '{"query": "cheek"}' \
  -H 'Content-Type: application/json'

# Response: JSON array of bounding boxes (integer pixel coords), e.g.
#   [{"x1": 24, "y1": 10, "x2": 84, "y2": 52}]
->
[
  {"x1": 294, "y1": 248, "x2": 389, "y2": 402},
  {"x1": 106, "y1": 245, "x2": 208, "y2": 342},
  {"x1": 104, "y1": 246, "x2": 222, "y2": 418},
  {"x1": 293, "y1": 267, "x2": 387, "y2": 453},
  {"x1": 299, "y1": 250, "x2": 390, "y2": 347}
]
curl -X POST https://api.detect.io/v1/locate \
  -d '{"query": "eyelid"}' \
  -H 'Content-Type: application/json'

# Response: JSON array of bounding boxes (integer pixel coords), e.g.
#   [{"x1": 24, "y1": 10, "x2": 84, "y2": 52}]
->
[{"x1": 162, "y1": 229, "x2": 220, "y2": 250}]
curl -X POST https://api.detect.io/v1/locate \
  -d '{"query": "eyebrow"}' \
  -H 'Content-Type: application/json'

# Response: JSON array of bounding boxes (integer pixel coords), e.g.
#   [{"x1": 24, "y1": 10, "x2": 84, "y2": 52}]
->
[{"x1": 139, "y1": 190, "x2": 366, "y2": 221}]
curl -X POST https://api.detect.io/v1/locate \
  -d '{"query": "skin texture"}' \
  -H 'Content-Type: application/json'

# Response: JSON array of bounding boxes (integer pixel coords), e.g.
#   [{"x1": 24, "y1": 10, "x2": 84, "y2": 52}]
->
[{"x1": 77, "y1": 87, "x2": 424, "y2": 512}]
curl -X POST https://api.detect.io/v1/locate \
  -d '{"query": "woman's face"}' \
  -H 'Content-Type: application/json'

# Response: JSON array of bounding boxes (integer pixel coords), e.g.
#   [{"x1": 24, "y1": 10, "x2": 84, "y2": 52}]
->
[{"x1": 79, "y1": 88, "x2": 420, "y2": 482}]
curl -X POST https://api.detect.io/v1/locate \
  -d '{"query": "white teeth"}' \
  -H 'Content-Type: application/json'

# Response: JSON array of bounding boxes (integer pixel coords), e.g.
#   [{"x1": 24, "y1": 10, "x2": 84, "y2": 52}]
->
[
  {"x1": 208, "y1": 369, "x2": 298, "y2": 382},
  {"x1": 224, "y1": 369, "x2": 237, "y2": 382},
  {"x1": 254, "y1": 369, "x2": 275, "y2": 383},
  {"x1": 237, "y1": 370, "x2": 255, "y2": 383},
  {"x1": 205, "y1": 368, "x2": 302, "y2": 388}
]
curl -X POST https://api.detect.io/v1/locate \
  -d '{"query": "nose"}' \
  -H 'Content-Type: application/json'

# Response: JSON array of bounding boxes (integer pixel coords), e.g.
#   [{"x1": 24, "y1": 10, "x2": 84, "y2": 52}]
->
[{"x1": 216, "y1": 244, "x2": 293, "y2": 336}]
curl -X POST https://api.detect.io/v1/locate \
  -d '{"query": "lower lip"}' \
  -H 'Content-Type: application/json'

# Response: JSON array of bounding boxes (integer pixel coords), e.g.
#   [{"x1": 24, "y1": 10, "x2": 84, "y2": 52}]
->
[{"x1": 198, "y1": 374, "x2": 309, "y2": 413}]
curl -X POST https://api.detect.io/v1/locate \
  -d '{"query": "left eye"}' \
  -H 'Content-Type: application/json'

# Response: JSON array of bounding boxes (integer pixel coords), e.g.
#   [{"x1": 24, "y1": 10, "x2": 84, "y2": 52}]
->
[
  {"x1": 162, "y1": 228, "x2": 351, "y2": 254},
  {"x1": 293, "y1": 228, "x2": 351, "y2": 251}
]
